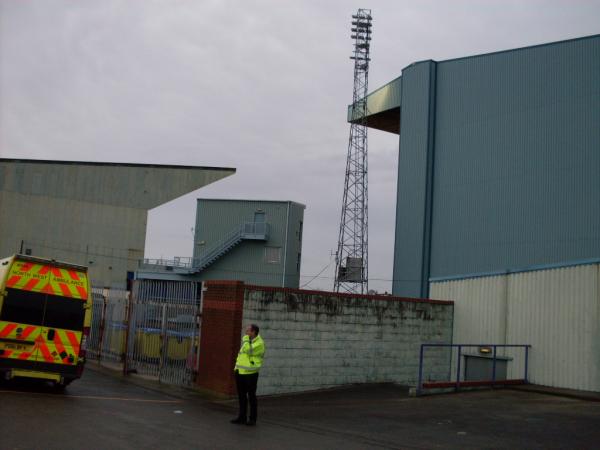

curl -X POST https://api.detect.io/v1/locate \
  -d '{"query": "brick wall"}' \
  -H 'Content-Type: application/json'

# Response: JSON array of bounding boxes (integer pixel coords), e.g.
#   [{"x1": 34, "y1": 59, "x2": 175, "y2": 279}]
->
[
  {"x1": 196, "y1": 280, "x2": 244, "y2": 395},
  {"x1": 243, "y1": 286, "x2": 454, "y2": 395}
]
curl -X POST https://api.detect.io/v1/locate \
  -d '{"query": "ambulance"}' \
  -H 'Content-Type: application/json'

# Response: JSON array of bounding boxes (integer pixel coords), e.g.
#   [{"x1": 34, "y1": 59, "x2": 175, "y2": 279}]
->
[{"x1": 0, "y1": 254, "x2": 92, "y2": 387}]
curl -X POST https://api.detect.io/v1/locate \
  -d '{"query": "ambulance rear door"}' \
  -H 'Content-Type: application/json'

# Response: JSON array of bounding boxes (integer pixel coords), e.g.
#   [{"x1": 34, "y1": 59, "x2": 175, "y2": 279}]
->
[
  {"x1": 0, "y1": 260, "x2": 47, "y2": 364},
  {"x1": 39, "y1": 265, "x2": 88, "y2": 366}
]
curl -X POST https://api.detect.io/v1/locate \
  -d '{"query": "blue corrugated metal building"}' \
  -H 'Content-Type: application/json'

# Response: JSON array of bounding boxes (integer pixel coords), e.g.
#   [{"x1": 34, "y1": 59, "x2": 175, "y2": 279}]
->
[{"x1": 354, "y1": 34, "x2": 600, "y2": 297}]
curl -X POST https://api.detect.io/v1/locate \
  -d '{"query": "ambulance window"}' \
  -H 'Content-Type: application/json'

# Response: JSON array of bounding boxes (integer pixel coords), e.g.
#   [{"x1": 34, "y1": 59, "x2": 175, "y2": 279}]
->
[
  {"x1": 0, "y1": 288, "x2": 45, "y2": 326},
  {"x1": 43, "y1": 295, "x2": 85, "y2": 331}
]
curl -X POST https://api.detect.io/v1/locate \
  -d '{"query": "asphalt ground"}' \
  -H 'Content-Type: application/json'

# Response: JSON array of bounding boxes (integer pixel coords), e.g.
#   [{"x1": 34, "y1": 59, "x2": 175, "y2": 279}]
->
[{"x1": 1, "y1": 365, "x2": 600, "y2": 449}]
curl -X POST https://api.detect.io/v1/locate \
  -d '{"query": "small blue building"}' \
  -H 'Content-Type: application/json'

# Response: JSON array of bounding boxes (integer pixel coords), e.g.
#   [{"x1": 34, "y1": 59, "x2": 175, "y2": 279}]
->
[{"x1": 138, "y1": 198, "x2": 305, "y2": 288}]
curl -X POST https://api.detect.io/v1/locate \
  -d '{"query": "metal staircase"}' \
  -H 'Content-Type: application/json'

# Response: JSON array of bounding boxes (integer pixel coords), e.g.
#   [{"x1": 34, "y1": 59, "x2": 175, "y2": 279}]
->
[
  {"x1": 139, "y1": 222, "x2": 269, "y2": 275},
  {"x1": 187, "y1": 222, "x2": 269, "y2": 274}
]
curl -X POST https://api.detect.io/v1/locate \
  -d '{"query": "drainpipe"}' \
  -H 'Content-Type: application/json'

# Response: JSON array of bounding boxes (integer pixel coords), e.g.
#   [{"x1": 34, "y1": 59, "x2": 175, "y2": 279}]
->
[{"x1": 282, "y1": 202, "x2": 290, "y2": 287}]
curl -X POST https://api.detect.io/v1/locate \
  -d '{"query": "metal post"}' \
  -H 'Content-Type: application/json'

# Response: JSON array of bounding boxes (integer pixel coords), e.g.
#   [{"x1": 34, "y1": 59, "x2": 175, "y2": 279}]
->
[
  {"x1": 492, "y1": 345, "x2": 497, "y2": 387},
  {"x1": 123, "y1": 290, "x2": 133, "y2": 376},
  {"x1": 417, "y1": 344, "x2": 425, "y2": 396},
  {"x1": 97, "y1": 294, "x2": 107, "y2": 362},
  {"x1": 194, "y1": 282, "x2": 205, "y2": 378},
  {"x1": 158, "y1": 304, "x2": 167, "y2": 383},
  {"x1": 524, "y1": 345, "x2": 529, "y2": 384},
  {"x1": 455, "y1": 345, "x2": 462, "y2": 391}
]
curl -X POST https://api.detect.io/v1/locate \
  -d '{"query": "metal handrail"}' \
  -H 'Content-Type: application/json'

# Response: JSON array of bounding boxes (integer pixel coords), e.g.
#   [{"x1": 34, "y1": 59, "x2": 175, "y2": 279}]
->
[
  {"x1": 194, "y1": 226, "x2": 244, "y2": 270},
  {"x1": 417, "y1": 343, "x2": 531, "y2": 396},
  {"x1": 139, "y1": 222, "x2": 269, "y2": 272},
  {"x1": 192, "y1": 222, "x2": 269, "y2": 271}
]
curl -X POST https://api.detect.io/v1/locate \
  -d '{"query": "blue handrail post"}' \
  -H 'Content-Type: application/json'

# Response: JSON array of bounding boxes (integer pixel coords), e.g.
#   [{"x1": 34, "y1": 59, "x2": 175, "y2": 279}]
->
[
  {"x1": 492, "y1": 345, "x2": 497, "y2": 387},
  {"x1": 455, "y1": 345, "x2": 462, "y2": 392},
  {"x1": 524, "y1": 345, "x2": 530, "y2": 384},
  {"x1": 417, "y1": 344, "x2": 425, "y2": 396}
]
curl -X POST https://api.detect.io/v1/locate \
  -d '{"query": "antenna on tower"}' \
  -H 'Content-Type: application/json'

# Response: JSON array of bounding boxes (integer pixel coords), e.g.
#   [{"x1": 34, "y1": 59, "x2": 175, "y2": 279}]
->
[{"x1": 334, "y1": 8, "x2": 372, "y2": 294}]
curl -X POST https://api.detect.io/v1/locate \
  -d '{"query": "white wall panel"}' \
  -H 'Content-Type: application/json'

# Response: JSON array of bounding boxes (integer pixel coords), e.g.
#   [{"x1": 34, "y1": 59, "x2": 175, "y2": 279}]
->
[
  {"x1": 507, "y1": 264, "x2": 599, "y2": 391},
  {"x1": 431, "y1": 264, "x2": 600, "y2": 392},
  {"x1": 431, "y1": 275, "x2": 507, "y2": 345}
]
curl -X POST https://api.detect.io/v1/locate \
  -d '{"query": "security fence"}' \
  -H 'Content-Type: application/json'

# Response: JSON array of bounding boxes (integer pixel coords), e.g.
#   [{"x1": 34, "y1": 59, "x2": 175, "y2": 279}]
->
[
  {"x1": 88, "y1": 280, "x2": 201, "y2": 387},
  {"x1": 89, "y1": 287, "x2": 129, "y2": 366}
]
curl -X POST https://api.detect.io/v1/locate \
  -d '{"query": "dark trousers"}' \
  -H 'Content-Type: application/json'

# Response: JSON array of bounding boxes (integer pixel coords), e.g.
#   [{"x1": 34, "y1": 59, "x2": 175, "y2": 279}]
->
[{"x1": 235, "y1": 371, "x2": 259, "y2": 422}]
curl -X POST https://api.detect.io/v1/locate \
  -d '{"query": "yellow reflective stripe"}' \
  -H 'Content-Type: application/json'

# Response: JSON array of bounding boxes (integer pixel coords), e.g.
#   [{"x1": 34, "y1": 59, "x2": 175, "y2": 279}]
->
[{"x1": 7, "y1": 261, "x2": 88, "y2": 300}]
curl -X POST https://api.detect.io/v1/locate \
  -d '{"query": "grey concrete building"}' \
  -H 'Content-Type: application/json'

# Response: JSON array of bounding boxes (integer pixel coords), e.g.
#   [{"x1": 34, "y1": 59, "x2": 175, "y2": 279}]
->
[
  {"x1": 0, "y1": 159, "x2": 235, "y2": 288},
  {"x1": 138, "y1": 199, "x2": 306, "y2": 288}
]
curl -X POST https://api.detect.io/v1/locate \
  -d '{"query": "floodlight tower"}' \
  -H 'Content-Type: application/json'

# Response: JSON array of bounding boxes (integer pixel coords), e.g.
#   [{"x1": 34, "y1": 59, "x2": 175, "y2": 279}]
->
[{"x1": 334, "y1": 9, "x2": 372, "y2": 294}]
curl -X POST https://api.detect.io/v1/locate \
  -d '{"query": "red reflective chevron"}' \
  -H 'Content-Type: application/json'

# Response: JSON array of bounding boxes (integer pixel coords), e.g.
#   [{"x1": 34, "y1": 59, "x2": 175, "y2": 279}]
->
[
  {"x1": 6, "y1": 276, "x2": 21, "y2": 288},
  {"x1": 36, "y1": 336, "x2": 54, "y2": 363},
  {"x1": 19, "y1": 262, "x2": 35, "y2": 273},
  {"x1": 68, "y1": 270, "x2": 80, "y2": 281},
  {"x1": 53, "y1": 332, "x2": 71, "y2": 364},
  {"x1": 19, "y1": 326, "x2": 37, "y2": 340},
  {"x1": 18, "y1": 350, "x2": 33, "y2": 360},
  {"x1": 58, "y1": 283, "x2": 72, "y2": 297},
  {"x1": 66, "y1": 331, "x2": 80, "y2": 356},
  {"x1": 41, "y1": 283, "x2": 55, "y2": 295},
  {"x1": 24, "y1": 278, "x2": 41, "y2": 291},
  {"x1": 76, "y1": 286, "x2": 88, "y2": 300},
  {"x1": 0, "y1": 323, "x2": 17, "y2": 338}
]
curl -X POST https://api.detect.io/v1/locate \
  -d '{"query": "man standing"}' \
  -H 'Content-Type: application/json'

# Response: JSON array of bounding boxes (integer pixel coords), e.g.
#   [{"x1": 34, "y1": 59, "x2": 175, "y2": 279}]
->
[{"x1": 231, "y1": 323, "x2": 265, "y2": 426}]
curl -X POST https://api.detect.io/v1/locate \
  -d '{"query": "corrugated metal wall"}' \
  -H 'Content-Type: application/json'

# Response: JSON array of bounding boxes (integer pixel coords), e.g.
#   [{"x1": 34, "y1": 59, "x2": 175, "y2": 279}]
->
[
  {"x1": 392, "y1": 35, "x2": 600, "y2": 297},
  {"x1": 430, "y1": 35, "x2": 600, "y2": 280},
  {"x1": 392, "y1": 61, "x2": 436, "y2": 297},
  {"x1": 431, "y1": 263, "x2": 600, "y2": 392},
  {"x1": 283, "y1": 203, "x2": 304, "y2": 287},
  {"x1": 0, "y1": 160, "x2": 233, "y2": 287}
]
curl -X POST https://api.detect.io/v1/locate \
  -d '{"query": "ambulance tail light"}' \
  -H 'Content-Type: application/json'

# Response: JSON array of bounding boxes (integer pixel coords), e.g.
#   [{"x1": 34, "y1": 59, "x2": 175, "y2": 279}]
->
[{"x1": 80, "y1": 326, "x2": 90, "y2": 358}]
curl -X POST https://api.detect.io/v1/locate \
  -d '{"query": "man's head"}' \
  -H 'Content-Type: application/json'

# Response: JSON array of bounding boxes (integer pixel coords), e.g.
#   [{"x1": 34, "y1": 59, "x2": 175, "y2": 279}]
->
[{"x1": 245, "y1": 323, "x2": 259, "y2": 338}]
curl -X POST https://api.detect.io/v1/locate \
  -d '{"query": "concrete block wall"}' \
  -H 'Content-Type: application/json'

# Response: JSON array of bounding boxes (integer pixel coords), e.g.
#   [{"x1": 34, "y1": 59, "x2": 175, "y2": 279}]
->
[{"x1": 242, "y1": 285, "x2": 454, "y2": 395}]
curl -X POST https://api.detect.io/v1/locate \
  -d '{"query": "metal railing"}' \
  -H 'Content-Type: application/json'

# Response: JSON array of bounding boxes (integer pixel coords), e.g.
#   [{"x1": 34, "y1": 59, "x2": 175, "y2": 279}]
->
[
  {"x1": 89, "y1": 287, "x2": 129, "y2": 366},
  {"x1": 417, "y1": 343, "x2": 531, "y2": 396},
  {"x1": 140, "y1": 222, "x2": 269, "y2": 273}
]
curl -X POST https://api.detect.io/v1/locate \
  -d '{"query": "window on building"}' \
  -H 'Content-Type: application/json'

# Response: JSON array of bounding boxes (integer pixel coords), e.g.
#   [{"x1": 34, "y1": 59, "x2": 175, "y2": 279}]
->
[{"x1": 264, "y1": 246, "x2": 281, "y2": 264}]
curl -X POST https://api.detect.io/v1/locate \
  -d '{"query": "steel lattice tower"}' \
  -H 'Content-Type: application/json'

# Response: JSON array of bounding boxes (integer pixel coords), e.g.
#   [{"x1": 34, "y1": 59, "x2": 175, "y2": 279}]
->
[{"x1": 334, "y1": 9, "x2": 372, "y2": 294}]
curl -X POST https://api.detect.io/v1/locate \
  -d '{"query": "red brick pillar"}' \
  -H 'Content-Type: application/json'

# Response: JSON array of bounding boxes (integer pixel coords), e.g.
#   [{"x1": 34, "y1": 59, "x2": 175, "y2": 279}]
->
[{"x1": 196, "y1": 280, "x2": 244, "y2": 396}]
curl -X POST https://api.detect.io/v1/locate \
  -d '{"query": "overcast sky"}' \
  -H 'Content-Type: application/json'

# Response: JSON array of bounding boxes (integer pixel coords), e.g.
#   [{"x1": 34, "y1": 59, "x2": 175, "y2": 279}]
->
[{"x1": 1, "y1": 0, "x2": 599, "y2": 292}]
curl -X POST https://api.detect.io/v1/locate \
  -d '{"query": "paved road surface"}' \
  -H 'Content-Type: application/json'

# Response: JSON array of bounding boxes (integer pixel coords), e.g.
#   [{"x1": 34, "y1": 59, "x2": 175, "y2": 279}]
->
[{"x1": 1, "y1": 366, "x2": 600, "y2": 449}]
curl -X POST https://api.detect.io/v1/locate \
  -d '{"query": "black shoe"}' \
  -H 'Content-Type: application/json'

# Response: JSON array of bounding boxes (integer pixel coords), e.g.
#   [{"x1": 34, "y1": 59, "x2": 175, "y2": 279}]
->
[
  {"x1": 230, "y1": 417, "x2": 246, "y2": 425},
  {"x1": 246, "y1": 420, "x2": 256, "y2": 426}
]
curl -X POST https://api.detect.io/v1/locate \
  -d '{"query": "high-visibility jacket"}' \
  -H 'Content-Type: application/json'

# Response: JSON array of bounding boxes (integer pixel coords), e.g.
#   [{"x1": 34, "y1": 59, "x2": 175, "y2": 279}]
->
[{"x1": 234, "y1": 334, "x2": 265, "y2": 375}]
